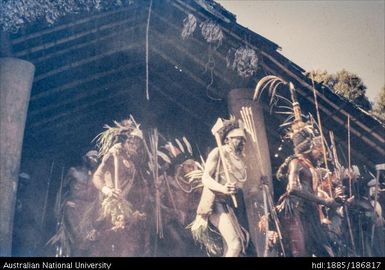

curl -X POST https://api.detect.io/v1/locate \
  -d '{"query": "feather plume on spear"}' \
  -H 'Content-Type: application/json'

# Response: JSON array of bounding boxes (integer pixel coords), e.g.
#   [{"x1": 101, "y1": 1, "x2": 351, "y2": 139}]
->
[
  {"x1": 253, "y1": 75, "x2": 307, "y2": 135},
  {"x1": 253, "y1": 75, "x2": 288, "y2": 105}
]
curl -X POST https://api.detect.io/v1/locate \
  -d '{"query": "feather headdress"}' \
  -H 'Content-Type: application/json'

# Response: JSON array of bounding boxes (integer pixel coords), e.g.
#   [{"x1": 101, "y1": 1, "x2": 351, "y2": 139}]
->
[
  {"x1": 93, "y1": 115, "x2": 143, "y2": 158},
  {"x1": 160, "y1": 137, "x2": 194, "y2": 169},
  {"x1": 253, "y1": 76, "x2": 320, "y2": 154}
]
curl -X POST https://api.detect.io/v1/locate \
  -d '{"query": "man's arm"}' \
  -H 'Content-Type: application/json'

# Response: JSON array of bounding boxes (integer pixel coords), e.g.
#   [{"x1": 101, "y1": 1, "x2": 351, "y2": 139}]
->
[
  {"x1": 92, "y1": 153, "x2": 118, "y2": 197},
  {"x1": 201, "y1": 148, "x2": 234, "y2": 194},
  {"x1": 287, "y1": 159, "x2": 337, "y2": 207}
]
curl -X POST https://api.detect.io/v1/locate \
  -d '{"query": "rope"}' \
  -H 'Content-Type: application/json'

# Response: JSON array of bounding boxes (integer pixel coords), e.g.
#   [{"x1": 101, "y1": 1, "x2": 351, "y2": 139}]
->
[
  {"x1": 203, "y1": 46, "x2": 222, "y2": 101},
  {"x1": 145, "y1": 0, "x2": 153, "y2": 100}
]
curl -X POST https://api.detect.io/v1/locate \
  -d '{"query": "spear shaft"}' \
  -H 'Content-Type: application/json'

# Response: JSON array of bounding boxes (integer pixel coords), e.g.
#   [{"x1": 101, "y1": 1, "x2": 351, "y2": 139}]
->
[
  {"x1": 310, "y1": 74, "x2": 332, "y2": 197},
  {"x1": 370, "y1": 169, "x2": 380, "y2": 248},
  {"x1": 329, "y1": 129, "x2": 356, "y2": 255},
  {"x1": 347, "y1": 115, "x2": 352, "y2": 198},
  {"x1": 41, "y1": 160, "x2": 55, "y2": 229},
  {"x1": 55, "y1": 166, "x2": 65, "y2": 220}
]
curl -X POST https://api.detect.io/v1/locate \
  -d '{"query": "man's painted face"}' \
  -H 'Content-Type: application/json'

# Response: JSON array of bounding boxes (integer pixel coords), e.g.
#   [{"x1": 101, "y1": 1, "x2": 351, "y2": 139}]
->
[
  {"x1": 181, "y1": 159, "x2": 197, "y2": 175},
  {"x1": 228, "y1": 136, "x2": 246, "y2": 154},
  {"x1": 88, "y1": 156, "x2": 99, "y2": 169},
  {"x1": 124, "y1": 136, "x2": 142, "y2": 156},
  {"x1": 83, "y1": 155, "x2": 98, "y2": 170},
  {"x1": 311, "y1": 144, "x2": 323, "y2": 160}
]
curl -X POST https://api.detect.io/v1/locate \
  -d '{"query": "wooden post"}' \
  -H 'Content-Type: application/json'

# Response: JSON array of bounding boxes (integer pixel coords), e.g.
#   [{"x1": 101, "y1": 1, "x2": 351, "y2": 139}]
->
[
  {"x1": 0, "y1": 57, "x2": 35, "y2": 255},
  {"x1": 227, "y1": 88, "x2": 272, "y2": 257}
]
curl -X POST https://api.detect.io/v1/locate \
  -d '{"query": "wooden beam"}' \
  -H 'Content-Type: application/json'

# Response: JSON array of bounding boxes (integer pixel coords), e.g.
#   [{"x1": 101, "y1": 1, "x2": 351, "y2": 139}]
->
[
  {"x1": 33, "y1": 34, "x2": 144, "y2": 82},
  {"x1": 30, "y1": 58, "x2": 142, "y2": 102},
  {"x1": 24, "y1": 97, "x2": 139, "y2": 154},
  {"x1": 28, "y1": 80, "x2": 143, "y2": 130},
  {"x1": 148, "y1": 82, "x2": 213, "y2": 128},
  {"x1": 28, "y1": 64, "x2": 143, "y2": 123}
]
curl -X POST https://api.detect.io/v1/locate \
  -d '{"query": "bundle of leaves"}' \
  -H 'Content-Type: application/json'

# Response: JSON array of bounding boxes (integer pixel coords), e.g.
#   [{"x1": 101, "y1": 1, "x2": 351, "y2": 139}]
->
[
  {"x1": 46, "y1": 218, "x2": 72, "y2": 256},
  {"x1": 231, "y1": 47, "x2": 259, "y2": 78},
  {"x1": 100, "y1": 196, "x2": 134, "y2": 229},
  {"x1": 187, "y1": 215, "x2": 222, "y2": 257},
  {"x1": 181, "y1": 14, "x2": 197, "y2": 40},
  {"x1": 200, "y1": 20, "x2": 224, "y2": 46}
]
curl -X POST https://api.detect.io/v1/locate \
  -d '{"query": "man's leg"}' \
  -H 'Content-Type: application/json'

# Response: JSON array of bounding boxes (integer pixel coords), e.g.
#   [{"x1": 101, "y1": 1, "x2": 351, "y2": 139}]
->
[{"x1": 210, "y1": 211, "x2": 242, "y2": 257}]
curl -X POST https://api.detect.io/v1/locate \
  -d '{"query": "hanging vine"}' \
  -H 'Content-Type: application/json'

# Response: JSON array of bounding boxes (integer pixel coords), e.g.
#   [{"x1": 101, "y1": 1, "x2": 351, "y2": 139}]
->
[
  {"x1": 180, "y1": 14, "x2": 225, "y2": 101},
  {"x1": 203, "y1": 47, "x2": 222, "y2": 101},
  {"x1": 199, "y1": 20, "x2": 224, "y2": 100}
]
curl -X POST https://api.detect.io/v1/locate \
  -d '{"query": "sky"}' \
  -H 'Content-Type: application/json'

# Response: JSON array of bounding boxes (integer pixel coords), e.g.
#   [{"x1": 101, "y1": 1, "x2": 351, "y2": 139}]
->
[{"x1": 216, "y1": 0, "x2": 385, "y2": 102}]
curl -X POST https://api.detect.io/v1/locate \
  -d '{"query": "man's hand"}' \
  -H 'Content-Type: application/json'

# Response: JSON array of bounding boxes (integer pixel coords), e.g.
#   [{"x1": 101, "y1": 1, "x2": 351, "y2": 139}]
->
[
  {"x1": 267, "y1": 230, "x2": 279, "y2": 247},
  {"x1": 335, "y1": 186, "x2": 345, "y2": 197},
  {"x1": 346, "y1": 195, "x2": 355, "y2": 204},
  {"x1": 221, "y1": 182, "x2": 237, "y2": 195},
  {"x1": 132, "y1": 210, "x2": 146, "y2": 222},
  {"x1": 102, "y1": 186, "x2": 122, "y2": 198},
  {"x1": 325, "y1": 197, "x2": 341, "y2": 209}
]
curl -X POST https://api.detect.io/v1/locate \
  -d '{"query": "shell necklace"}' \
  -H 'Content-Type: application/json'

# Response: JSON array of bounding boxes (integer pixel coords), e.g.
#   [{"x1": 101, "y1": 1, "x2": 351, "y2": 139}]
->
[{"x1": 225, "y1": 148, "x2": 247, "y2": 183}]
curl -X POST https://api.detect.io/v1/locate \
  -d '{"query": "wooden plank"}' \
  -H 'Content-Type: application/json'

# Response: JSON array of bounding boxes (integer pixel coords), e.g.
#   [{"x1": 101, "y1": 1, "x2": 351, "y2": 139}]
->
[
  {"x1": 28, "y1": 79, "x2": 143, "y2": 130},
  {"x1": 29, "y1": 58, "x2": 142, "y2": 102},
  {"x1": 32, "y1": 30, "x2": 144, "y2": 82},
  {"x1": 27, "y1": 63, "x2": 143, "y2": 123}
]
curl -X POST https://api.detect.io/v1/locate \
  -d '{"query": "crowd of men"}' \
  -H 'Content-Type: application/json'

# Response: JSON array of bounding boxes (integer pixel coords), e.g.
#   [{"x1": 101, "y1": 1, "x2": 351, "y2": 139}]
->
[
  {"x1": 48, "y1": 73, "x2": 384, "y2": 258},
  {"x1": 46, "y1": 111, "x2": 384, "y2": 257}
]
